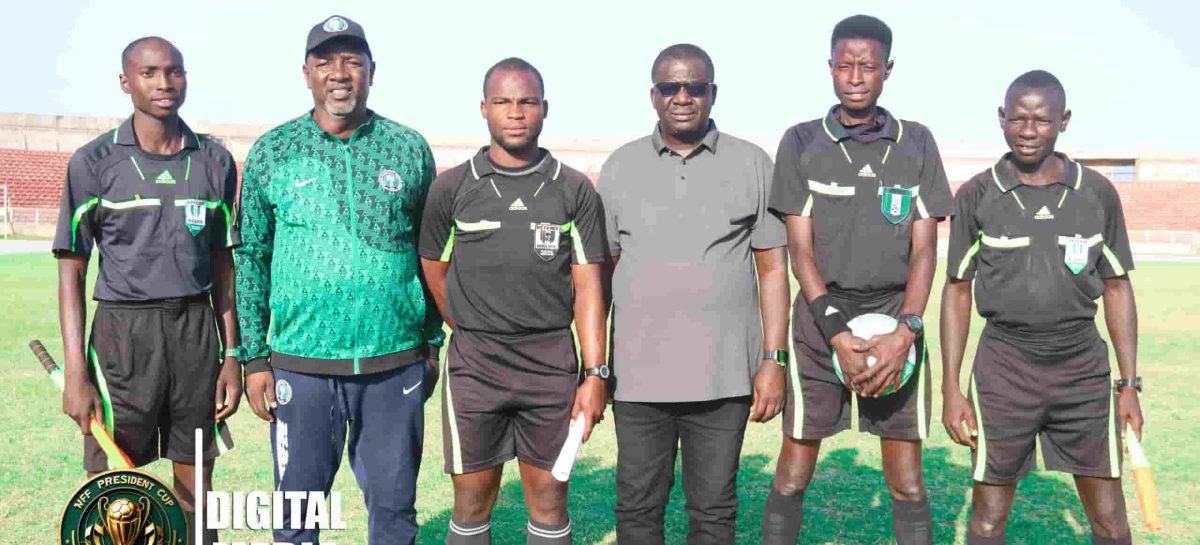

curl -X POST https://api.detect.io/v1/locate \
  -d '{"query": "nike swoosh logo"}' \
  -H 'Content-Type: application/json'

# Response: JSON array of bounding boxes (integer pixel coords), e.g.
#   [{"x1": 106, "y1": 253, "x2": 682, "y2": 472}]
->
[
  {"x1": 294, "y1": 178, "x2": 316, "y2": 187},
  {"x1": 403, "y1": 381, "x2": 423, "y2": 395}
]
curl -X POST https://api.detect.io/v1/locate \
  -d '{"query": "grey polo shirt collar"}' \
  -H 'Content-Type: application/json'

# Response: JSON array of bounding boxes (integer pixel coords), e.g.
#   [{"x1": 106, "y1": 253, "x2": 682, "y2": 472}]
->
[
  {"x1": 113, "y1": 116, "x2": 202, "y2": 151},
  {"x1": 650, "y1": 120, "x2": 720, "y2": 157},
  {"x1": 990, "y1": 152, "x2": 1082, "y2": 193},
  {"x1": 821, "y1": 105, "x2": 900, "y2": 143}
]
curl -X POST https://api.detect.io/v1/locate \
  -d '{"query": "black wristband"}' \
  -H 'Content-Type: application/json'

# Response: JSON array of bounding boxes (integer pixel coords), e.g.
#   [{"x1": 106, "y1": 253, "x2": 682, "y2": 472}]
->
[
  {"x1": 243, "y1": 357, "x2": 272, "y2": 376},
  {"x1": 809, "y1": 294, "x2": 851, "y2": 344}
]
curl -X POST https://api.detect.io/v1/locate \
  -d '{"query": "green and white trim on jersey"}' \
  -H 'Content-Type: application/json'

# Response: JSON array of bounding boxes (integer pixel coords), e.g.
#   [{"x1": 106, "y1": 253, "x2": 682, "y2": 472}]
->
[
  {"x1": 128, "y1": 155, "x2": 193, "y2": 184},
  {"x1": 982, "y1": 233, "x2": 1031, "y2": 249},
  {"x1": 67, "y1": 195, "x2": 231, "y2": 251},
  {"x1": 68, "y1": 196, "x2": 163, "y2": 252},
  {"x1": 953, "y1": 231, "x2": 1032, "y2": 279},
  {"x1": 989, "y1": 158, "x2": 1083, "y2": 212},
  {"x1": 808, "y1": 180, "x2": 856, "y2": 197},
  {"x1": 454, "y1": 219, "x2": 502, "y2": 232},
  {"x1": 558, "y1": 220, "x2": 590, "y2": 265},
  {"x1": 440, "y1": 154, "x2": 593, "y2": 264}
]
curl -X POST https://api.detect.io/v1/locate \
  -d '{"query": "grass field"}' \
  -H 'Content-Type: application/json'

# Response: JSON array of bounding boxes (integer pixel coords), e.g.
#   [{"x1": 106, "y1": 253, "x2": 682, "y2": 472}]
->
[{"x1": 1, "y1": 252, "x2": 1197, "y2": 544}]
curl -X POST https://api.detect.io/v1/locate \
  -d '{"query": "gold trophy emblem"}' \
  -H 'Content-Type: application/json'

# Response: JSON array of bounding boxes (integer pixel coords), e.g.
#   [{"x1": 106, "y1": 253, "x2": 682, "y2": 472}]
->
[
  {"x1": 63, "y1": 471, "x2": 184, "y2": 545},
  {"x1": 90, "y1": 496, "x2": 160, "y2": 545}
]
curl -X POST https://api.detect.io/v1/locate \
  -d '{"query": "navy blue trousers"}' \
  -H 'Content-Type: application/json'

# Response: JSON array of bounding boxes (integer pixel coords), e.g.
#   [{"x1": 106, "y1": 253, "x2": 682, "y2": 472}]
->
[{"x1": 271, "y1": 362, "x2": 431, "y2": 544}]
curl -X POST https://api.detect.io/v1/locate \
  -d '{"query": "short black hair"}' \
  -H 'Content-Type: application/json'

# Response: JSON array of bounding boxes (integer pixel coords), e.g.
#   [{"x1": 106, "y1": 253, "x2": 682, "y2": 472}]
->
[
  {"x1": 121, "y1": 36, "x2": 181, "y2": 72},
  {"x1": 1006, "y1": 69, "x2": 1067, "y2": 110},
  {"x1": 651, "y1": 43, "x2": 714, "y2": 82},
  {"x1": 831, "y1": 15, "x2": 893, "y2": 59},
  {"x1": 483, "y1": 57, "x2": 544, "y2": 98}
]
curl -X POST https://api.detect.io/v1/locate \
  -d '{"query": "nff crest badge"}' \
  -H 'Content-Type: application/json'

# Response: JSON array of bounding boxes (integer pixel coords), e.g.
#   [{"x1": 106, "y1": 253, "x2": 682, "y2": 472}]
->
[
  {"x1": 183, "y1": 200, "x2": 206, "y2": 236},
  {"x1": 1063, "y1": 235, "x2": 1089, "y2": 275},
  {"x1": 323, "y1": 16, "x2": 348, "y2": 32},
  {"x1": 378, "y1": 170, "x2": 405, "y2": 193},
  {"x1": 532, "y1": 222, "x2": 561, "y2": 261},
  {"x1": 880, "y1": 185, "x2": 913, "y2": 225}
]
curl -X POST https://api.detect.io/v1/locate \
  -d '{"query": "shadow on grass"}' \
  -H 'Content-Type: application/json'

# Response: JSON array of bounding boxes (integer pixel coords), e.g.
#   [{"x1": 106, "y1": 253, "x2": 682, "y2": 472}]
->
[
  {"x1": 736, "y1": 446, "x2": 1093, "y2": 545},
  {"x1": 418, "y1": 447, "x2": 1093, "y2": 544}
]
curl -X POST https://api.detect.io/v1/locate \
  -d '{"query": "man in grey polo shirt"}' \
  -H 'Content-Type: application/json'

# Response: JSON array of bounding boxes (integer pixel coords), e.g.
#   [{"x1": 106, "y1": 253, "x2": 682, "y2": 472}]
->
[{"x1": 598, "y1": 43, "x2": 790, "y2": 544}]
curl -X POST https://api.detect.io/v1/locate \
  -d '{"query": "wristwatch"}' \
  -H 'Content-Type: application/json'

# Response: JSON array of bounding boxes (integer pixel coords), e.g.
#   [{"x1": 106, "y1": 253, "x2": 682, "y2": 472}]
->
[
  {"x1": 899, "y1": 314, "x2": 924, "y2": 336},
  {"x1": 223, "y1": 347, "x2": 243, "y2": 361},
  {"x1": 583, "y1": 364, "x2": 611, "y2": 381},
  {"x1": 1115, "y1": 377, "x2": 1142, "y2": 392},
  {"x1": 762, "y1": 349, "x2": 790, "y2": 367}
]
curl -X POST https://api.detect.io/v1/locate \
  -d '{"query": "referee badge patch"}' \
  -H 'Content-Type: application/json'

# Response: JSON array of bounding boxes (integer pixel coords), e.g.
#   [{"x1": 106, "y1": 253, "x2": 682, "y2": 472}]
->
[
  {"x1": 532, "y1": 222, "x2": 561, "y2": 261},
  {"x1": 880, "y1": 185, "x2": 912, "y2": 225},
  {"x1": 183, "y1": 199, "x2": 206, "y2": 236},
  {"x1": 1063, "y1": 235, "x2": 1089, "y2": 275}
]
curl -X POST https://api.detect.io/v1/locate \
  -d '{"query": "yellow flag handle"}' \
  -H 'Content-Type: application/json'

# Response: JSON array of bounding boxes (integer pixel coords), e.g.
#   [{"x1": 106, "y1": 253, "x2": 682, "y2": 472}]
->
[{"x1": 1126, "y1": 423, "x2": 1162, "y2": 532}]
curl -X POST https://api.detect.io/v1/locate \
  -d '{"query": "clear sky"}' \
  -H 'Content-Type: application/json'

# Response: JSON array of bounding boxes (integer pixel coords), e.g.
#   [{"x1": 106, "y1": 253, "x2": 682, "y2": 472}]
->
[{"x1": 5, "y1": 0, "x2": 1198, "y2": 156}]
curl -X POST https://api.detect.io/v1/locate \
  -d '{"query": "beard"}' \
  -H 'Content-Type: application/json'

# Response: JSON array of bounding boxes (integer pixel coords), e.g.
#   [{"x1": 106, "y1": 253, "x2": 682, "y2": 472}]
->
[{"x1": 324, "y1": 95, "x2": 358, "y2": 116}]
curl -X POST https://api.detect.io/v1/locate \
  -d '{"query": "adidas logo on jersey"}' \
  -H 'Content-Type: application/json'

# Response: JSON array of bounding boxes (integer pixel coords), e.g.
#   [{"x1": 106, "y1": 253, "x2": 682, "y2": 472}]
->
[
  {"x1": 857, "y1": 164, "x2": 876, "y2": 178},
  {"x1": 155, "y1": 170, "x2": 176, "y2": 185},
  {"x1": 1034, "y1": 205, "x2": 1054, "y2": 220},
  {"x1": 509, "y1": 198, "x2": 527, "y2": 211},
  {"x1": 825, "y1": 306, "x2": 840, "y2": 316}
]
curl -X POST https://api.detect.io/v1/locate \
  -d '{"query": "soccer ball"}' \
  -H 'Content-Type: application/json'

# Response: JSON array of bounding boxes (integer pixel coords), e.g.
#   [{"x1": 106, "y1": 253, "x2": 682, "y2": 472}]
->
[{"x1": 831, "y1": 313, "x2": 917, "y2": 396}]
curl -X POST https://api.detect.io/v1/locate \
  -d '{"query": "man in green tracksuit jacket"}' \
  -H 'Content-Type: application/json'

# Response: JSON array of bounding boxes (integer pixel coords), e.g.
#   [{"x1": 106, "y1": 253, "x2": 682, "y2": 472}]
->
[{"x1": 234, "y1": 15, "x2": 443, "y2": 545}]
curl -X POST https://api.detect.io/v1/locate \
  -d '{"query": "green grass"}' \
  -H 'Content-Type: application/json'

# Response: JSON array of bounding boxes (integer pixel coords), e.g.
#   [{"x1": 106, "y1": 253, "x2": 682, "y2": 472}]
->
[{"x1": 1, "y1": 253, "x2": 1196, "y2": 544}]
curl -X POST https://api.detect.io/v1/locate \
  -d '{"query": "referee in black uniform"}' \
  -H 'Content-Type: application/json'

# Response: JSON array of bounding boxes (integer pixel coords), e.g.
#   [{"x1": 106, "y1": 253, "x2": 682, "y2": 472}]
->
[
  {"x1": 763, "y1": 15, "x2": 952, "y2": 545},
  {"x1": 942, "y1": 70, "x2": 1142, "y2": 545},
  {"x1": 419, "y1": 58, "x2": 608, "y2": 545},
  {"x1": 53, "y1": 37, "x2": 241, "y2": 544}
]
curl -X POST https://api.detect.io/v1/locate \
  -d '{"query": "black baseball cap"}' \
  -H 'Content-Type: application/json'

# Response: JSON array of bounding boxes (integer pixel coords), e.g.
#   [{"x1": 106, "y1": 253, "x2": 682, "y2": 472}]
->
[{"x1": 305, "y1": 15, "x2": 372, "y2": 58}]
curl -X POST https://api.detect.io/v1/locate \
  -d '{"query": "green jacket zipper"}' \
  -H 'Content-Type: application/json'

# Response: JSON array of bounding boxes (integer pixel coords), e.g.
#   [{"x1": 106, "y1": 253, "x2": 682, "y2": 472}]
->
[{"x1": 343, "y1": 142, "x2": 360, "y2": 374}]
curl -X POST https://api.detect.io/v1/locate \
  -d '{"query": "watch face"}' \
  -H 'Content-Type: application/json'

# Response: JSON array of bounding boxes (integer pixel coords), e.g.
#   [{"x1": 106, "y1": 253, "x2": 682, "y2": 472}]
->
[
  {"x1": 598, "y1": 365, "x2": 611, "y2": 379},
  {"x1": 904, "y1": 314, "x2": 923, "y2": 333}
]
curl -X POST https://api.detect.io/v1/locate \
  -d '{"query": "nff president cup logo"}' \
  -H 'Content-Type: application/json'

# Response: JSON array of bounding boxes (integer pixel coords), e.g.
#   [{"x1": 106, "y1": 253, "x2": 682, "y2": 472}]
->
[{"x1": 61, "y1": 470, "x2": 189, "y2": 545}]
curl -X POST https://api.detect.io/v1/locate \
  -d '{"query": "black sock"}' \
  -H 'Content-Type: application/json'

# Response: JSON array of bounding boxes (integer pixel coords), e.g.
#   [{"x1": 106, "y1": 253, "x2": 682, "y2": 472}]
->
[
  {"x1": 526, "y1": 519, "x2": 571, "y2": 544},
  {"x1": 447, "y1": 516, "x2": 491, "y2": 545},
  {"x1": 966, "y1": 530, "x2": 1005, "y2": 545},
  {"x1": 1091, "y1": 532, "x2": 1132, "y2": 545},
  {"x1": 761, "y1": 490, "x2": 804, "y2": 545},
  {"x1": 892, "y1": 498, "x2": 933, "y2": 545}
]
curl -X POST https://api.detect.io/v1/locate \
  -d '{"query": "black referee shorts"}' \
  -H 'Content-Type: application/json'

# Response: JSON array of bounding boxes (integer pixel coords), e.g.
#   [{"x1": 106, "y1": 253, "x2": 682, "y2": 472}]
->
[
  {"x1": 782, "y1": 295, "x2": 932, "y2": 441},
  {"x1": 968, "y1": 326, "x2": 1120, "y2": 483},
  {"x1": 83, "y1": 294, "x2": 224, "y2": 472},
  {"x1": 440, "y1": 327, "x2": 578, "y2": 475}
]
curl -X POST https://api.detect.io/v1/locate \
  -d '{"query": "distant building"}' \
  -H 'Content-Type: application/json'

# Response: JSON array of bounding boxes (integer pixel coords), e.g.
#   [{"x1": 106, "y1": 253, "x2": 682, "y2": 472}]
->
[{"x1": 1, "y1": 112, "x2": 1197, "y2": 255}]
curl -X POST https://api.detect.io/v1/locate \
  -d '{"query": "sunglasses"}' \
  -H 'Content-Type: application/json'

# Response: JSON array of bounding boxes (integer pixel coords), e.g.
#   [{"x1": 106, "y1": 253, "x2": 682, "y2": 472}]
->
[{"x1": 653, "y1": 82, "x2": 714, "y2": 98}]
